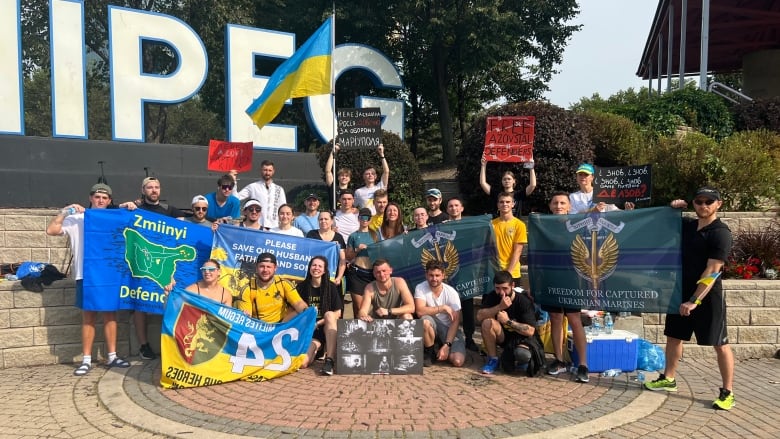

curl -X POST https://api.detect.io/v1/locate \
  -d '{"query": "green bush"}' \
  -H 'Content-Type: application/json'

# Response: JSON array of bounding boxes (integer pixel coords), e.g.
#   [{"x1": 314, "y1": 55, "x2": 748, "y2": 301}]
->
[
  {"x1": 315, "y1": 131, "x2": 424, "y2": 223},
  {"x1": 647, "y1": 132, "x2": 721, "y2": 205},
  {"x1": 714, "y1": 130, "x2": 780, "y2": 210},
  {"x1": 581, "y1": 110, "x2": 654, "y2": 167},
  {"x1": 457, "y1": 101, "x2": 594, "y2": 215}
]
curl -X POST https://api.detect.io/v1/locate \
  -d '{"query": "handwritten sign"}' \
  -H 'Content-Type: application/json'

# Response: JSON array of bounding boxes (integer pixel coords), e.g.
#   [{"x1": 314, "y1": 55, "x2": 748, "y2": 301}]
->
[
  {"x1": 336, "y1": 108, "x2": 382, "y2": 149},
  {"x1": 483, "y1": 116, "x2": 535, "y2": 163},
  {"x1": 593, "y1": 164, "x2": 652, "y2": 204},
  {"x1": 207, "y1": 140, "x2": 253, "y2": 173}
]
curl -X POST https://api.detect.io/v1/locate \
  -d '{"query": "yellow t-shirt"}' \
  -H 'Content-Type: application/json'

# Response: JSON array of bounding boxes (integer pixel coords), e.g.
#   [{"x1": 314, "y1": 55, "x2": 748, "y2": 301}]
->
[
  {"x1": 236, "y1": 276, "x2": 302, "y2": 323},
  {"x1": 369, "y1": 213, "x2": 384, "y2": 232},
  {"x1": 491, "y1": 216, "x2": 527, "y2": 278}
]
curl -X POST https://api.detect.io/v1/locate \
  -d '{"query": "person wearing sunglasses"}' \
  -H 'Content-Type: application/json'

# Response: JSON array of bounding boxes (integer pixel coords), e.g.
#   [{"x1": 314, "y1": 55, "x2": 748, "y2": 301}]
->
[
  {"x1": 205, "y1": 174, "x2": 241, "y2": 224},
  {"x1": 239, "y1": 199, "x2": 263, "y2": 230},
  {"x1": 186, "y1": 260, "x2": 232, "y2": 306},
  {"x1": 181, "y1": 195, "x2": 212, "y2": 227},
  {"x1": 646, "y1": 186, "x2": 735, "y2": 411}
]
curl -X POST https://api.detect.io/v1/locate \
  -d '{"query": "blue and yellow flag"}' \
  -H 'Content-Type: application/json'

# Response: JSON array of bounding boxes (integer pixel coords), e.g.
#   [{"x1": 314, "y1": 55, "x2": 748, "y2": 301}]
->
[
  {"x1": 366, "y1": 216, "x2": 496, "y2": 299},
  {"x1": 83, "y1": 209, "x2": 213, "y2": 313},
  {"x1": 160, "y1": 287, "x2": 315, "y2": 388},
  {"x1": 528, "y1": 207, "x2": 682, "y2": 313},
  {"x1": 246, "y1": 17, "x2": 332, "y2": 129}
]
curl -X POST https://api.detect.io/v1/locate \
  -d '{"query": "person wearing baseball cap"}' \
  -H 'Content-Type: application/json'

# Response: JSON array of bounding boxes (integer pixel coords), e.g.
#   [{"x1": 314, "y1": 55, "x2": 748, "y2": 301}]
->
[
  {"x1": 181, "y1": 195, "x2": 212, "y2": 227},
  {"x1": 235, "y1": 252, "x2": 308, "y2": 324},
  {"x1": 239, "y1": 199, "x2": 263, "y2": 230},
  {"x1": 293, "y1": 193, "x2": 321, "y2": 235},
  {"x1": 46, "y1": 182, "x2": 131, "y2": 375},
  {"x1": 647, "y1": 186, "x2": 734, "y2": 411},
  {"x1": 425, "y1": 188, "x2": 449, "y2": 224},
  {"x1": 569, "y1": 163, "x2": 634, "y2": 214}
]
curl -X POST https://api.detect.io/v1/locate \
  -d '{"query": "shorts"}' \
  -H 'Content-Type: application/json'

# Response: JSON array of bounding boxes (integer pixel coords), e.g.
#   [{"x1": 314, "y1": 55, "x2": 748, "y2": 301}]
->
[
  {"x1": 346, "y1": 265, "x2": 374, "y2": 295},
  {"x1": 540, "y1": 303, "x2": 581, "y2": 315},
  {"x1": 664, "y1": 289, "x2": 729, "y2": 346},
  {"x1": 75, "y1": 279, "x2": 85, "y2": 309},
  {"x1": 312, "y1": 325, "x2": 325, "y2": 344},
  {"x1": 420, "y1": 315, "x2": 466, "y2": 355}
]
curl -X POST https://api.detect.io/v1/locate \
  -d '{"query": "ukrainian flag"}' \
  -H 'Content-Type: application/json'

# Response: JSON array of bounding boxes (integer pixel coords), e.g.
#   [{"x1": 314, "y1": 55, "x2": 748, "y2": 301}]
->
[{"x1": 246, "y1": 17, "x2": 333, "y2": 129}]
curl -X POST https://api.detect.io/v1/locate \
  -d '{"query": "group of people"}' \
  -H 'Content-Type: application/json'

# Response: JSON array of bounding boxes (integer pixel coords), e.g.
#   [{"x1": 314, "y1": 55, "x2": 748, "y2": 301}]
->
[{"x1": 47, "y1": 147, "x2": 736, "y2": 411}]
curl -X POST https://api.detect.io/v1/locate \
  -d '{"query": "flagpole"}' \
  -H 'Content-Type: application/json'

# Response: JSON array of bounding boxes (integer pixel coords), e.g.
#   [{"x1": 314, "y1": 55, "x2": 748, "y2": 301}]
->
[{"x1": 330, "y1": 8, "x2": 337, "y2": 212}]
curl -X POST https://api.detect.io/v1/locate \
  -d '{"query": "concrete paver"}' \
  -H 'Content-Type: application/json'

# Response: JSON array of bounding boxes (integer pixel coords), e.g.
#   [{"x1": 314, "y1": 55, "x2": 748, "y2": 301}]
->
[{"x1": 0, "y1": 354, "x2": 777, "y2": 438}]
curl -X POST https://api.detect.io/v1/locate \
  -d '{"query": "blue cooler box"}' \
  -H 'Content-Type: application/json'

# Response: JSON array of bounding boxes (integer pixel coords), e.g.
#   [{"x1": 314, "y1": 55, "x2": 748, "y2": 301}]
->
[{"x1": 568, "y1": 329, "x2": 638, "y2": 372}]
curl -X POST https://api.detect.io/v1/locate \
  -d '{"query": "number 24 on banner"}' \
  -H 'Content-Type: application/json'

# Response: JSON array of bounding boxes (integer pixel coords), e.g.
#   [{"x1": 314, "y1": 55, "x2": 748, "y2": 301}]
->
[
  {"x1": 229, "y1": 329, "x2": 298, "y2": 373},
  {"x1": 208, "y1": 140, "x2": 253, "y2": 173}
]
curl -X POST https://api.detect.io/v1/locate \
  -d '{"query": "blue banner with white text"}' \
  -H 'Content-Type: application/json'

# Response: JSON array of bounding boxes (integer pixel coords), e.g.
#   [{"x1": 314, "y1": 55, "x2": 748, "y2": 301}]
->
[{"x1": 82, "y1": 209, "x2": 213, "y2": 313}]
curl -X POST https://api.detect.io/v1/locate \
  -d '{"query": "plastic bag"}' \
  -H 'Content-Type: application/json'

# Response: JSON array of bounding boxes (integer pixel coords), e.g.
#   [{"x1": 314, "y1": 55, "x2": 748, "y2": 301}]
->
[{"x1": 637, "y1": 338, "x2": 665, "y2": 371}]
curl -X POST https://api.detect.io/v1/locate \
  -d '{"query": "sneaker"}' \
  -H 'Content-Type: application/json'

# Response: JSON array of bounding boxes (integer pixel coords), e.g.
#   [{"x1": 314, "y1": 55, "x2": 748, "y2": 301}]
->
[
  {"x1": 547, "y1": 359, "x2": 567, "y2": 375},
  {"x1": 482, "y1": 357, "x2": 499, "y2": 375},
  {"x1": 576, "y1": 365, "x2": 589, "y2": 383},
  {"x1": 139, "y1": 343, "x2": 157, "y2": 360},
  {"x1": 423, "y1": 347, "x2": 434, "y2": 367},
  {"x1": 712, "y1": 388, "x2": 735, "y2": 410},
  {"x1": 644, "y1": 374, "x2": 677, "y2": 392},
  {"x1": 321, "y1": 357, "x2": 334, "y2": 376},
  {"x1": 465, "y1": 338, "x2": 479, "y2": 352}
]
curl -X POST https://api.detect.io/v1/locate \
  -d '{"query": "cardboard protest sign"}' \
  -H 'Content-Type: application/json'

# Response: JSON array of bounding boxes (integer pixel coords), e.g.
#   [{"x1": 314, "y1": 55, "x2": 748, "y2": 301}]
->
[
  {"x1": 336, "y1": 108, "x2": 381, "y2": 149},
  {"x1": 207, "y1": 140, "x2": 253, "y2": 173},
  {"x1": 593, "y1": 164, "x2": 652, "y2": 204},
  {"x1": 483, "y1": 116, "x2": 534, "y2": 163}
]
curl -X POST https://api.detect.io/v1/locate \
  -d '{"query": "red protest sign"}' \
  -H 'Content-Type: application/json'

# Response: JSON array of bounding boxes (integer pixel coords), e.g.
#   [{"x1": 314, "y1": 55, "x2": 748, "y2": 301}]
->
[
  {"x1": 207, "y1": 140, "x2": 253, "y2": 173},
  {"x1": 483, "y1": 116, "x2": 535, "y2": 163}
]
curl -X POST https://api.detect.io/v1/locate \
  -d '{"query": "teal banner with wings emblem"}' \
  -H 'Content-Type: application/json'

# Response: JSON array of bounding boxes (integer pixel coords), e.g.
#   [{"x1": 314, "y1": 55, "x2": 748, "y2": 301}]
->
[
  {"x1": 528, "y1": 207, "x2": 682, "y2": 313},
  {"x1": 366, "y1": 215, "x2": 496, "y2": 299}
]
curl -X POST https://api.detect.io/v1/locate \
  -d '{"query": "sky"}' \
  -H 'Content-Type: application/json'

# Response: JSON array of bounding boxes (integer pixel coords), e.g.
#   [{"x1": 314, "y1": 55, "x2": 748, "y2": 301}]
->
[{"x1": 544, "y1": 0, "x2": 660, "y2": 109}]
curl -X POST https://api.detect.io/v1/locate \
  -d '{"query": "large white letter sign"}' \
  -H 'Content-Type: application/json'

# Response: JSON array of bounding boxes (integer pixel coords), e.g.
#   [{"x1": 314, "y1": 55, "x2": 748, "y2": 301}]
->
[
  {"x1": 50, "y1": 0, "x2": 87, "y2": 138},
  {"x1": 306, "y1": 44, "x2": 404, "y2": 143},
  {"x1": 226, "y1": 24, "x2": 296, "y2": 151},
  {"x1": 0, "y1": 0, "x2": 24, "y2": 135},
  {"x1": 109, "y1": 6, "x2": 207, "y2": 141}
]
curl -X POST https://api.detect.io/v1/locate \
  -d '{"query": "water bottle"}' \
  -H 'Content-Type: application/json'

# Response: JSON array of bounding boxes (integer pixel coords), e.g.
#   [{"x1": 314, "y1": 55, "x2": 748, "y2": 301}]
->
[
  {"x1": 604, "y1": 312, "x2": 614, "y2": 334},
  {"x1": 636, "y1": 371, "x2": 646, "y2": 383},
  {"x1": 61, "y1": 207, "x2": 76, "y2": 216},
  {"x1": 592, "y1": 316, "x2": 601, "y2": 335},
  {"x1": 4, "y1": 274, "x2": 18, "y2": 281},
  {"x1": 600, "y1": 368, "x2": 622, "y2": 377}
]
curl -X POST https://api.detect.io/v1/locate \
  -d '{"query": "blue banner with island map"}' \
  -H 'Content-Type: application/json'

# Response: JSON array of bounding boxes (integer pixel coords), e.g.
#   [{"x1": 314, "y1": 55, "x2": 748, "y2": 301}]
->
[
  {"x1": 160, "y1": 287, "x2": 315, "y2": 388},
  {"x1": 83, "y1": 209, "x2": 213, "y2": 313},
  {"x1": 210, "y1": 224, "x2": 339, "y2": 297},
  {"x1": 527, "y1": 207, "x2": 682, "y2": 313}
]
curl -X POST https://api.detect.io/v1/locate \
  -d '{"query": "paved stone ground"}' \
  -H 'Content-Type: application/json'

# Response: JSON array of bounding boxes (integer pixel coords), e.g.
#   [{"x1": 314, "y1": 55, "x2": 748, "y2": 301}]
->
[{"x1": 1, "y1": 353, "x2": 778, "y2": 438}]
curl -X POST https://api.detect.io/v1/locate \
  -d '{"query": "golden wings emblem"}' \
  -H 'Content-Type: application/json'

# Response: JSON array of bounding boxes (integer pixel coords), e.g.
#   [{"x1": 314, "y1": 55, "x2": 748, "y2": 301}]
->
[{"x1": 571, "y1": 232, "x2": 619, "y2": 289}]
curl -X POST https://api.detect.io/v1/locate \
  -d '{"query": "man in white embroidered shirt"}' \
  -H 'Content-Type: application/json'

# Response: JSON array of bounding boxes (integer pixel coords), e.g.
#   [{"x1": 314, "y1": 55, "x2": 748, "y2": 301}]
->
[{"x1": 233, "y1": 160, "x2": 287, "y2": 229}]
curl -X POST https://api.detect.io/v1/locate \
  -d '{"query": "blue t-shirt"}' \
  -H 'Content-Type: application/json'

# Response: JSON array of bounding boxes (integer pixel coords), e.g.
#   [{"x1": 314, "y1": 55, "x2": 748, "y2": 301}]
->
[
  {"x1": 205, "y1": 192, "x2": 241, "y2": 221},
  {"x1": 293, "y1": 214, "x2": 320, "y2": 235}
]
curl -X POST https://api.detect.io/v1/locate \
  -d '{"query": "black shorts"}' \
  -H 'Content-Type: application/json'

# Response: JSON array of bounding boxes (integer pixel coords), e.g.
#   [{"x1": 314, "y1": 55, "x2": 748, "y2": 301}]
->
[
  {"x1": 346, "y1": 265, "x2": 373, "y2": 295},
  {"x1": 664, "y1": 289, "x2": 728, "y2": 346},
  {"x1": 540, "y1": 304, "x2": 581, "y2": 315},
  {"x1": 312, "y1": 326, "x2": 325, "y2": 344}
]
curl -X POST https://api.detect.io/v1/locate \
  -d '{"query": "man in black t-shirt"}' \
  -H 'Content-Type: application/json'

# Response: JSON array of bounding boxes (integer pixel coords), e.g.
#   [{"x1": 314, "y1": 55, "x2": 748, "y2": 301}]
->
[
  {"x1": 425, "y1": 188, "x2": 449, "y2": 224},
  {"x1": 645, "y1": 186, "x2": 735, "y2": 411},
  {"x1": 477, "y1": 271, "x2": 536, "y2": 374},
  {"x1": 128, "y1": 177, "x2": 184, "y2": 360}
]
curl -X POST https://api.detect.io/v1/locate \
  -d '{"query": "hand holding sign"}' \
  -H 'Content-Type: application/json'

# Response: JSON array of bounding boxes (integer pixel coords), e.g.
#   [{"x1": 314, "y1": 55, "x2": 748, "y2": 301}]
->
[{"x1": 208, "y1": 140, "x2": 253, "y2": 173}]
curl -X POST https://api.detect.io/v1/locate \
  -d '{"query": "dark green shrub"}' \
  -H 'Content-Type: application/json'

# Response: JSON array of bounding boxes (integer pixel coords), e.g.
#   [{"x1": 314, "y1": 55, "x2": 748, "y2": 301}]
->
[
  {"x1": 315, "y1": 131, "x2": 424, "y2": 223},
  {"x1": 714, "y1": 130, "x2": 780, "y2": 210},
  {"x1": 731, "y1": 97, "x2": 780, "y2": 133},
  {"x1": 458, "y1": 101, "x2": 594, "y2": 215}
]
